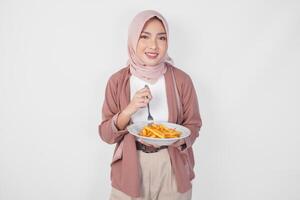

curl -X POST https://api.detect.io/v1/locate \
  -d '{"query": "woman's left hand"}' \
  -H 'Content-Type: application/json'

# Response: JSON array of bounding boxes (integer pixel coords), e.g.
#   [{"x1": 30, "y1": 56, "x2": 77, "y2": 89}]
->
[{"x1": 170, "y1": 139, "x2": 186, "y2": 148}]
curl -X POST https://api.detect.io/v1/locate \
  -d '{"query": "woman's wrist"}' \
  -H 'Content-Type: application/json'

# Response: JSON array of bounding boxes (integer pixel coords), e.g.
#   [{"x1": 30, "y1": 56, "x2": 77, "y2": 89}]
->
[
  {"x1": 116, "y1": 108, "x2": 132, "y2": 130},
  {"x1": 121, "y1": 107, "x2": 133, "y2": 117}
]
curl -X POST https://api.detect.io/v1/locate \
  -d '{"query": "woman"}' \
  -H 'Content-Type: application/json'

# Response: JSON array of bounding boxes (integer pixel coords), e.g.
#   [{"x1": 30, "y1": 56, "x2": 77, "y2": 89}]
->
[{"x1": 99, "y1": 10, "x2": 202, "y2": 200}]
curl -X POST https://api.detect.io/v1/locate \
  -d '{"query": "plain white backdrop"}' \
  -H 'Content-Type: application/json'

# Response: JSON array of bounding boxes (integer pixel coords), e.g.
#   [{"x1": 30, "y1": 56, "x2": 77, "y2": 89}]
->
[{"x1": 1, "y1": 0, "x2": 299, "y2": 199}]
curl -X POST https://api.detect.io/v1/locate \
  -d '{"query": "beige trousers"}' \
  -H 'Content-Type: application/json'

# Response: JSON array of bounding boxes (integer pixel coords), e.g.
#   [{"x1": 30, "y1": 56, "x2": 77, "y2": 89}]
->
[{"x1": 109, "y1": 149, "x2": 192, "y2": 200}]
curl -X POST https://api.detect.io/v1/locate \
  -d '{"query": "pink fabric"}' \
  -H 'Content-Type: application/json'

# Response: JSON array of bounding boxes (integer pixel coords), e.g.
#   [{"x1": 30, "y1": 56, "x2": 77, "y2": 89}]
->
[
  {"x1": 98, "y1": 63, "x2": 202, "y2": 198},
  {"x1": 127, "y1": 10, "x2": 173, "y2": 84}
]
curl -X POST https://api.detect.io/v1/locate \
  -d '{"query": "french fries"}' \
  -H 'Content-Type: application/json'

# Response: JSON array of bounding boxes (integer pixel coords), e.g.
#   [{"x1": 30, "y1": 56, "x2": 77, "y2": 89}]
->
[{"x1": 139, "y1": 124, "x2": 181, "y2": 138}]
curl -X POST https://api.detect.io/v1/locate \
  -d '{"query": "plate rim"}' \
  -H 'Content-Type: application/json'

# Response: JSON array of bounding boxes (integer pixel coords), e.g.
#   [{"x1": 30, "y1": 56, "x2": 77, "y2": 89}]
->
[{"x1": 127, "y1": 121, "x2": 191, "y2": 141}]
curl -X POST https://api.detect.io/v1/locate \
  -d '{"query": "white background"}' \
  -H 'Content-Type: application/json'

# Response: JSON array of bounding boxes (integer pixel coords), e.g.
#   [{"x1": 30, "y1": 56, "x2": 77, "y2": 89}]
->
[{"x1": 1, "y1": 0, "x2": 300, "y2": 199}]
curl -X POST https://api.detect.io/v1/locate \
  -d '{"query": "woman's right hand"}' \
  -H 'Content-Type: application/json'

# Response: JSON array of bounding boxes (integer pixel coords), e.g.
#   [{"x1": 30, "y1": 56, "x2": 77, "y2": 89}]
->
[
  {"x1": 123, "y1": 87, "x2": 152, "y2": 117},
  {"x1": 115, "y1": 87, "x2": 152, "y2": 131}
]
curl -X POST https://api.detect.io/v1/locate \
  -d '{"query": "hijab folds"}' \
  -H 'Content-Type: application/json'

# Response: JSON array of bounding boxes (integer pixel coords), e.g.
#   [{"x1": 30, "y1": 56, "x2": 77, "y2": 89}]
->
[{"x1": 127, "y1": 10, "x2": 173, "y2": 84}]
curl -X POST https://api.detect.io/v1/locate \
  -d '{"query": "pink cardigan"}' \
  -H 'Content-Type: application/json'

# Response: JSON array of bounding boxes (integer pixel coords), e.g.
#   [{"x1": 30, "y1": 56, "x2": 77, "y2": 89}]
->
[{"x1": 98, "y1": 63, "x2": 202, "y2": 197}]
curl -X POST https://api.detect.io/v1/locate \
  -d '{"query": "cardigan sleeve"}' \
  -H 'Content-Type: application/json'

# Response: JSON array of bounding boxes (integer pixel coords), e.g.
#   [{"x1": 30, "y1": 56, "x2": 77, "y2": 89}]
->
[
  {"x1": 179, "y1": 75, "x2": 202, "y2": 153},
  {"x1": 98, "y1": 77, "x2": 128, "y2": 144}
]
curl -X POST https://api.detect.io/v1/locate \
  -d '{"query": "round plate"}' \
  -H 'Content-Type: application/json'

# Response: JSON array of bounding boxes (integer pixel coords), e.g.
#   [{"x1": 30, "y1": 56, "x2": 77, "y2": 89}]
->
[{"x1": 127, "y1": 121, "x2": 191, "y2": 146}]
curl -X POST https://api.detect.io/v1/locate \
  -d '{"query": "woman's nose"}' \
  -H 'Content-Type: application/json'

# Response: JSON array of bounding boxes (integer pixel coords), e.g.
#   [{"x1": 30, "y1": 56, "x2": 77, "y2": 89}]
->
[{"x1": 148, "y1": 39, "x2": 158, "y2": 50}]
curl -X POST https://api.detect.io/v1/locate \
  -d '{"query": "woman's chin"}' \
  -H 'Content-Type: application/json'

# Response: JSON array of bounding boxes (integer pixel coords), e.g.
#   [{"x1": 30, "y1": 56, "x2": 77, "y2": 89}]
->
[{"x1": 142, "y1": 57, "x2": 163, "y2": 66}]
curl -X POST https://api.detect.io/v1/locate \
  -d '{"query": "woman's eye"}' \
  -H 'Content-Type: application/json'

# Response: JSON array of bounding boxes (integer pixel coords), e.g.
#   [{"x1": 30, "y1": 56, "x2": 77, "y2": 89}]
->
[
  {"x1": 140, "y1": 35, "x2": 148, "y2": 39},
  {"x1": 159, "y1": 36, "x2": 166, "y2": 41}
]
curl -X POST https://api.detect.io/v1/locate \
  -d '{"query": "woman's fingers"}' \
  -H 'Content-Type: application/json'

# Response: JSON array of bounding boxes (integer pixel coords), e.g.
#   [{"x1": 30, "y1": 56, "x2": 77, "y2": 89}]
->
[
  {"x1": 137, "y1": 88, "x2": 152, "y2": 99},
  {"x1": 138, "y1": 98, "x2": 150, "y2": 104},
  {"x1": 131, "y1": 87, "x2": 153, "y2": 108},
  {"x1": 171, "y1": 139, "x2": 185, "y2": 148},
  {"x1": 136, "y1": 99, "x2": 149, "y2": 108},
  {"x1": 138, "y1": 93, "x2": 152, "y2": 101}
]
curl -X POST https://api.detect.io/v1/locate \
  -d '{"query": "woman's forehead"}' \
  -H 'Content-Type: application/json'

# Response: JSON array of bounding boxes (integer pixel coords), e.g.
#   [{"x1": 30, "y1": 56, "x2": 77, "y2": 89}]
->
[{"x1": 142, "y1": 18, "x2": 166, "y2": 33}]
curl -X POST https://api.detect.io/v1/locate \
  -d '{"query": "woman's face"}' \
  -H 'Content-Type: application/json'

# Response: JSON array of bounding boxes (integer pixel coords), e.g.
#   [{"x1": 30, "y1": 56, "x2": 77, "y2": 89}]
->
[{"x1": 136, "y1": 18, "x2": 168, "y2": 66}]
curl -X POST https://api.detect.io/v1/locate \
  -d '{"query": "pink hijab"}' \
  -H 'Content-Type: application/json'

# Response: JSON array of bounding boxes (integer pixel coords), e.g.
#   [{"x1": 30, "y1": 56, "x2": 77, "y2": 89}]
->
[{"x1": 127, "y1": 10, "x2": 173, "y2": 84}]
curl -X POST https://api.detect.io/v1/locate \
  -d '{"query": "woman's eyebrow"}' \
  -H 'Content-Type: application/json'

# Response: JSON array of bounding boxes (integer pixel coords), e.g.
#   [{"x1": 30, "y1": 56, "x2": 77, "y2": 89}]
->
[{"x1": 141, "y1": 31, "x2": 167, "y2": 35}]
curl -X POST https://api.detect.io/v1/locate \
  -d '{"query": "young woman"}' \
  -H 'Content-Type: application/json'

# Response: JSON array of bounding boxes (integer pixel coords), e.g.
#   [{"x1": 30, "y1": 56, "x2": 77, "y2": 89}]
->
[{"x1": 99, "y1": 10, "x2": 202, "y2": 200}]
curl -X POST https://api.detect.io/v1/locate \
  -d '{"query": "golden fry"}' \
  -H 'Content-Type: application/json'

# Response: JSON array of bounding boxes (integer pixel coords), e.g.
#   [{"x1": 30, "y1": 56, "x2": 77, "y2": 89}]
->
[{"x1": 139, "y1": 124, "x2": 182, "y2": 139}]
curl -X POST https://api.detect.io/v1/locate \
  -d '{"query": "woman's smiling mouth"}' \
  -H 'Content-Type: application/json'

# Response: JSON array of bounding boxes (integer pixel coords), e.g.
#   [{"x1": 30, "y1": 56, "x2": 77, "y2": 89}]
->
[{"x1": 145, "y1": 52, "x2": 159, "y2": 59}]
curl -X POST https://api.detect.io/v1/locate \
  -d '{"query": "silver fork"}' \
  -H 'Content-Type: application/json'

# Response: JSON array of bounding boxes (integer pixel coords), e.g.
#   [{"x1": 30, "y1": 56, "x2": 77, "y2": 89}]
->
[{"x1": 144, "y1": 84, "x2": 154, "y2": 123}]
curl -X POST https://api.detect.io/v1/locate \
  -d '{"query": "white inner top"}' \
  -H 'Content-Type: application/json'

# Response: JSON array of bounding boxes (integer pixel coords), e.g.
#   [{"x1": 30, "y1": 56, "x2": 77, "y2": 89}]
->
[{"x1": 130, "y1": 75, "x2": 169, "y2": 123}]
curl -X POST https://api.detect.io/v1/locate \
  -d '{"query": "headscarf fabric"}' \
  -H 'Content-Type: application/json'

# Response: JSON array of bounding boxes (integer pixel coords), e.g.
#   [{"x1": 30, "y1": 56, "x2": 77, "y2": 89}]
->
[{"x1": 127, "y1": 10, "x2": 173, "y2": 84}]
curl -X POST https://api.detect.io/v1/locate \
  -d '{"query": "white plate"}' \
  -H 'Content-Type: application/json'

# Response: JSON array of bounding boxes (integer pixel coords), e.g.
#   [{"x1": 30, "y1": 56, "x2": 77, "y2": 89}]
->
[{"x1": 127, "y1": 121, "x2": 191, "y2": 146}]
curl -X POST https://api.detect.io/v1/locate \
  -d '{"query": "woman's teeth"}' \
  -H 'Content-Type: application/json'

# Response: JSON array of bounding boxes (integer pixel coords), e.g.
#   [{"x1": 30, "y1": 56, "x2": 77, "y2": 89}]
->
[{"x1": 145, "y1": 52, "x2": 159, "y2": 59}]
